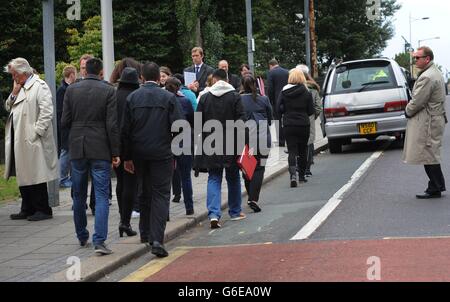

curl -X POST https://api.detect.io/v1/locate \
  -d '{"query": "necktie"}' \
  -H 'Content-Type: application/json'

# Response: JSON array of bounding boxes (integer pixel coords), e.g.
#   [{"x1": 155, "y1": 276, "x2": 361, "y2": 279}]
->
[{"x1": 195, "y1": 66, "x2": 200, "y2": 75}]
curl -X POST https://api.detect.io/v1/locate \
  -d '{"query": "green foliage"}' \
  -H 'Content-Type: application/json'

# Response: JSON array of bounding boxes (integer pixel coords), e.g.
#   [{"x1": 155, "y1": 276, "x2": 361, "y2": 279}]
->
[
  {"x1": 175, "y1": 0, "x2": 203, "y2": 67},
  {"x1": 202, "y1": 20, "x2": 224, "y2": 67},
  {"x1": 394, "y1": 52, "x2": 411, "y2": 70},
  {"x1": 0, "y1": 165, "x2": 19, "y2": 203},
  {"x1": 113, "y1": 1, "x2": 183, "y2": 72},
  {"x1": 67, "y1": 15, "x2": 102, "y2": 62}
]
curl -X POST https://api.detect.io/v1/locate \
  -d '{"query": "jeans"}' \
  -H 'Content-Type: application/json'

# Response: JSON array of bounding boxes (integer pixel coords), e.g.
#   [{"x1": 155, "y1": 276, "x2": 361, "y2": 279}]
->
[
  {"x1": 59, "y1": 149, "x2": 71, "y2": 187},
  {"x1": 71, "y1": 159, "x2": 111, "y2": 245},
  {"x1": 172, "y1": 155, "x2": 194, "y2": 211},
  {"x1": 207, "y1": 165, "x2": 242, "y2": 220}
]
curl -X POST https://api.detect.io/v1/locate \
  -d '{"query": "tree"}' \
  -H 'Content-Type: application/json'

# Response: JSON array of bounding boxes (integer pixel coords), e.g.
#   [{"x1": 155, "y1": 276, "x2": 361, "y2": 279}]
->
[
  {"x1": 67, "y1": 15, "x2": 102, "y2": 62},
  {"x1": 316, "y1": 0, "x2": 400, "y2": 68},
  {"x1": 394, "y1": 52, "x2": 410, "y2": 70}
]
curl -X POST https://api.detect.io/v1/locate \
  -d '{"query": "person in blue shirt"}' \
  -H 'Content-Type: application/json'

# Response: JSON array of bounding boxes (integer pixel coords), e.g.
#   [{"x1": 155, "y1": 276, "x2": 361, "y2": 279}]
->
[{"x1": 173, "y1": 73, "x2": 198, "y2": 111}]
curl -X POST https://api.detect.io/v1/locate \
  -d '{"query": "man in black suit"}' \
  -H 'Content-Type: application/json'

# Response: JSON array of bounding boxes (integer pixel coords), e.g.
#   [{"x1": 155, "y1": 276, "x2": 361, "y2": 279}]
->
[
  {"x1": 184, "y1": 47, "x2": 214, "y2": 95},
  {"x1": 122, "y1": 62, "x2": 183, "y2": 258},
  {"x1": 62, "y1": 58, "x2": 121, "y2": 255},
  {"x1": 267, "y1": 59, "x2": 289, "y2": 147}
]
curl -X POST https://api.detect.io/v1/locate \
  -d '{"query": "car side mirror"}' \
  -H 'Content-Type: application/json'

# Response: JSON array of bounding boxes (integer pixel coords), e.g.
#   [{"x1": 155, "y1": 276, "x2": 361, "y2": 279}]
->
[{"x1": 342, "y1": 80, "x2": 352, "y2": 89}]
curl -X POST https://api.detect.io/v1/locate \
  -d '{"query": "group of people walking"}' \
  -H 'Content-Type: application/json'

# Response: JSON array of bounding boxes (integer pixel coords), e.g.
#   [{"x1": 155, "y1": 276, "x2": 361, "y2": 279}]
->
[{"x1": 3, "y1": 46, "x2": 345, "y2": 258}]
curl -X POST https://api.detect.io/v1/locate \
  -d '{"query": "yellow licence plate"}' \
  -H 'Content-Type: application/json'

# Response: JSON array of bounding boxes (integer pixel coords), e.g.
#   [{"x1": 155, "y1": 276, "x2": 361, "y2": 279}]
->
[{"x1": 358, "y1": 122, "x2": 377, "y2": 135}]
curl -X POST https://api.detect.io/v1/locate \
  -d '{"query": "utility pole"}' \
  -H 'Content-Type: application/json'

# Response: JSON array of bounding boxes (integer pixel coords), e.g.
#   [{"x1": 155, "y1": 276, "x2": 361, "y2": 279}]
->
[
  {"x1": 309, "y1": 0, "x2": 318, "y2": 78},
  {"x1": 304, "y1": 0, "x2": 311, "y2": 72},
  {"x1": 245, "y1": 0, "x2": 255, "y2": 72},
  {"x1": 42, "y1": 0, "x2": 59, "y2": 207},
  {"x1": 100, "y1": 0, "x2": 115, "y2": 82}
]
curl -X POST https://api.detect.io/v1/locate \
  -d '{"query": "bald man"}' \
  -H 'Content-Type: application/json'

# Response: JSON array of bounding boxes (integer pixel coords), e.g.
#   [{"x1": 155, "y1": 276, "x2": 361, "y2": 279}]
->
[{"x1": 218, "y1": 60, "x2": 240, "y2": 91}]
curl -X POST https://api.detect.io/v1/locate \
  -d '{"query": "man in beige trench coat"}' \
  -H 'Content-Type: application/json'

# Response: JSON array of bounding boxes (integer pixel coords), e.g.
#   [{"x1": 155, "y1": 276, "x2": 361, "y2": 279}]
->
[
  {"x1": 3, "y1": 58, "x2": 58, "y2": 220},
  {"x1": 403, "y1": 46, "x2": 447, "y2": 199}
]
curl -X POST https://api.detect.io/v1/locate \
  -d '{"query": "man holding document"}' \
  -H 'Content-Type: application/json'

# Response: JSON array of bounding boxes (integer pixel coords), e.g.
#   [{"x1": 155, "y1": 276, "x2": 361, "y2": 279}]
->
[{"x1": 184, "y1": 47, "x2": 214, "y2": 95}]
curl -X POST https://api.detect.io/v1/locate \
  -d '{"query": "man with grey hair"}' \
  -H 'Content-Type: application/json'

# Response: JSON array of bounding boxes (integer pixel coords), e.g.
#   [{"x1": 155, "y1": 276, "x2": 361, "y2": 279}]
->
[
  {"x1": 4, "y1": 58, "x2": 58, "y2": 221},
  {"x1": 403, "y1": 46, "x2": 447, "y2": 199}
]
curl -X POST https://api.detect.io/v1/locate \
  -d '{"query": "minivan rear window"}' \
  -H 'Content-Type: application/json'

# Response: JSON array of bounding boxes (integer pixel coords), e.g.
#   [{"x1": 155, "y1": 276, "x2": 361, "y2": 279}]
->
[{"x1": 331, "y1": 61, "x2": 396, "y2": 95}]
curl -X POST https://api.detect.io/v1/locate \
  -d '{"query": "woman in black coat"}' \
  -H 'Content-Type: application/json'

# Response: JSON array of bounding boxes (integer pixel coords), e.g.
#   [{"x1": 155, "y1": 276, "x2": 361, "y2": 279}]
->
[
  {"x1": 115, "y1": 67, "x2": 140, "y2": 237},
  {"x1": 240, "y1": 75, "x2": 273, "y2": 212},
  {"x1": 277, "y1": 69, "x2": 314, "y2": 187}
]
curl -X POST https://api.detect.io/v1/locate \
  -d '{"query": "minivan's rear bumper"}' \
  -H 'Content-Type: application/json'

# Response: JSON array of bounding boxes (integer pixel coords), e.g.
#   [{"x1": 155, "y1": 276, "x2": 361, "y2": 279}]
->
[{"x1": 325, "y1": 115, "x2": 407, "y2": 139}]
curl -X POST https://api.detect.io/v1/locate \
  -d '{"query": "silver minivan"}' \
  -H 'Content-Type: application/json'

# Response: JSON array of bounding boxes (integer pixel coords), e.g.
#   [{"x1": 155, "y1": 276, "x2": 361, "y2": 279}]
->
[{"x1": 321, "y1": 58, "x2": 411, "y2": 153}]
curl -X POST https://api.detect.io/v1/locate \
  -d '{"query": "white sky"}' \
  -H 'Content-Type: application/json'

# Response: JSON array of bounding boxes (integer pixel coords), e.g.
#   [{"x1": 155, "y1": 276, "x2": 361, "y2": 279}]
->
[{"x1": 382, "y1": 0, "x2": 449, "y2": 77}]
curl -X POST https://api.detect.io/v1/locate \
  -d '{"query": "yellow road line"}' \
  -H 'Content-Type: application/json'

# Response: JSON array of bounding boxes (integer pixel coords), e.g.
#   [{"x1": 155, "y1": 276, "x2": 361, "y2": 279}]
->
[{"x1": 121, "y1": 247, "x2": 192, "y2": 282}]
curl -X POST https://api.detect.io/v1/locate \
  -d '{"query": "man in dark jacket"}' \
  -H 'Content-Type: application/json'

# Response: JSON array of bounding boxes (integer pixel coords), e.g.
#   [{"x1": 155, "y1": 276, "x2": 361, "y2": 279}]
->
[
  {"x1": 62, "y1": 58, "x2": 120, "y2": 255},
  {"x1": 267, "y1": 59, "x2": 289, "y2": 147},
  {"x1": 194, "y1": 69, "x2": 247, "y2": 229},
  {"x1": 184, "y1": 47, "x2": 214, "y2": 95},
  {"x1": 56, "y1": 65, "x2": 77, "y2": 188},
  {"x1": 122, "y1": 62, "x2": 182, "y2": 258}
]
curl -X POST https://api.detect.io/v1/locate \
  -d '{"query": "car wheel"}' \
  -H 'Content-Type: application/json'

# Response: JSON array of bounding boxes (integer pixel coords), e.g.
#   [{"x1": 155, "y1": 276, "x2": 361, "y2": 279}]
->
[{"x1": 329, "y1": 139, "x2": 343, "y2": 154}]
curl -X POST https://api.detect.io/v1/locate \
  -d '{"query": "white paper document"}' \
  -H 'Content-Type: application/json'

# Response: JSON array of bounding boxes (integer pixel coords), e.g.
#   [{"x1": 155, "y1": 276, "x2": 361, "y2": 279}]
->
[{"x1": 184, "y1": 72, "x2": 197, "y2": 86}]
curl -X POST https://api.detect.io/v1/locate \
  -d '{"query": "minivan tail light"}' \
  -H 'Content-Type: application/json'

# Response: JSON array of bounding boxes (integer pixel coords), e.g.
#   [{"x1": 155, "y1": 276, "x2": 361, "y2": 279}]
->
[
  {"x1": 324, "y1": 107, "x2": 348, "y2": 118},
  {"x1": 384, "y1": 100, "x2": 408, "y2": 112}
]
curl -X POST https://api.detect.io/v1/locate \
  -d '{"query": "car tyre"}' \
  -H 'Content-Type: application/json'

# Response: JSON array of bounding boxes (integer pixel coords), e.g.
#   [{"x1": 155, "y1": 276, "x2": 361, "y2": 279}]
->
[{"x1": 329, "y1": 139, "x2": 343, "y2": 154}]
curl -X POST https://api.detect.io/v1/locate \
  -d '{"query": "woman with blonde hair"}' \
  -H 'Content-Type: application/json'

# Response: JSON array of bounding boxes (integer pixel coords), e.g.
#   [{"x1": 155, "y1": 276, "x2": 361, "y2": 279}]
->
[{"x1": 277, "y1": 68, "x2": 314, "y2": 187}]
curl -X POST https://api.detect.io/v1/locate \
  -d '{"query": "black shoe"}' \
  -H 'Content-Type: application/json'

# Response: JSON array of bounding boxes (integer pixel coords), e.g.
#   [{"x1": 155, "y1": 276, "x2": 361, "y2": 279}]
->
[
  {"x1": 94, "y1": 243, "x2": 113, "y2": 255},
  {"x1": 79, "y1": 239, "x2": 88, "y2": 247},
  {"x1": 416, "y1": 192, "x2": 442, "y2": 199},
  {"x1": 248, "y1": 201, "x2": 261, "y2": 213},
  {"x1": 10, "y1": 211, "x2": 30, "y2": 220},
  {"x1": 172, "y1": 195, "x2": 181, "y2": 203},
  {"x1": 151, "y1": 241, "x2": 169, "y2": 258},
  {"x1": 27, "y1": 212, "x2": 53, "y2": 221},
  {"x1": 186, "y1": 209, "x2": 194, "y2": 215},
  {"x1": 298, "y1": 177, "x2": 308, "y2": 183},
  {"x1": 119, "y1": 224, "x2": 137, "y2": 237},
  {"x1": 305, "y1": 171, "x2": 313, "y2": 177}
]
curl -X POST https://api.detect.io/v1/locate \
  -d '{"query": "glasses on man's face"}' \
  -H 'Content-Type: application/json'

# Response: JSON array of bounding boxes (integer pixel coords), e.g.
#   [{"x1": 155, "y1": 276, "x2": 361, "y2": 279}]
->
[{"x1": 413, "y1": 56, "x2": 427, "y2": 60}]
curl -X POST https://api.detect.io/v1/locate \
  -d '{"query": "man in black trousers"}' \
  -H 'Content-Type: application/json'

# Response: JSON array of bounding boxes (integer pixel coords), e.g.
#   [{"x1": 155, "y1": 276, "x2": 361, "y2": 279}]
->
[
  {"x1": 267, "y1": 59, "x2": 289, "y2": 147},
  {"x1": 122, "y1": 62, "x2": 182, "y2": 258}
]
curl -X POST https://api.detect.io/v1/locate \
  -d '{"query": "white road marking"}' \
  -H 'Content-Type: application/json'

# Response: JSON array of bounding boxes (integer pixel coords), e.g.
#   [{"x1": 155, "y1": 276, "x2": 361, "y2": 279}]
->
[{"x1": 291, "y1": 150, "x2": 385, "y2": 241}]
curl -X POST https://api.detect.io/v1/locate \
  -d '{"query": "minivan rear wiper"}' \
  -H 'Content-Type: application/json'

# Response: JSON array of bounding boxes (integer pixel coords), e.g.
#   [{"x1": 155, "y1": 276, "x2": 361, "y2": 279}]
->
[{"x1": 358, "y1": 81, "x2": 390, "y2": 92}]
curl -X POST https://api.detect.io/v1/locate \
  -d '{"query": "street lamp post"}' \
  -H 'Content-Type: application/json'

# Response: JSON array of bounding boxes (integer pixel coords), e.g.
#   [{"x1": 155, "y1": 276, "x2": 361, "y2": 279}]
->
[
  {"x1": 409, "y1": 13, "x2": 429, "y2": 76},
  {"x1": 42, "y1": 0, "x2": 59, "y2": 207},
  {"x1": 418, "y1": 37, "x2": 440, "y2": 48},
  {"x1": 100, "y1": 0, "x2": 115, "y2": 82},
  {"x1": 245, "y1": 0, "x2": 255, "y2": 72}
]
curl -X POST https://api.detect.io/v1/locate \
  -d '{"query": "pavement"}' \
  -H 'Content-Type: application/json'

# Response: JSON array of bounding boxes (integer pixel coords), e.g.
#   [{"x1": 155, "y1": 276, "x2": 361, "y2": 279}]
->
[{"x1": 0, "y1": 120, "x2": 328, "y2": 282}]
